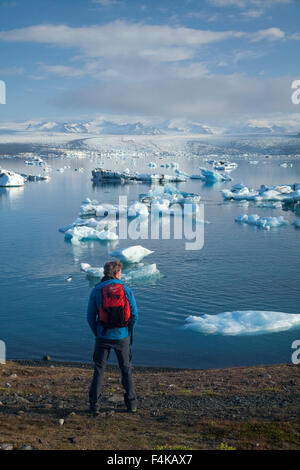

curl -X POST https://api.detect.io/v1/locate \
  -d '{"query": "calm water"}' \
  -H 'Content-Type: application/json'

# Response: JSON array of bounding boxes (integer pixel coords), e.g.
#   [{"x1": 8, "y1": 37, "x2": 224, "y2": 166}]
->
[{"x1": 0, "y1": 137, "x2": 299, "y2": 368}]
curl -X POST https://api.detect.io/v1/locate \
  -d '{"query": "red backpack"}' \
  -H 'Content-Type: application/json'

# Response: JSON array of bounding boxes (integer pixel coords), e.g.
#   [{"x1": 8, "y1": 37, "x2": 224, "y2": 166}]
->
[{"x1": 99, "y1": 283, "x2": 131, "y2": 331}]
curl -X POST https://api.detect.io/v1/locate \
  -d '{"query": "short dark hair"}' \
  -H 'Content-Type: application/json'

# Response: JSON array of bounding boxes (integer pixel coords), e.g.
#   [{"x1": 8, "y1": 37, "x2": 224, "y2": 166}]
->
[{"x1": 104, "y1": 260, "x2": 123, "y2": 278}]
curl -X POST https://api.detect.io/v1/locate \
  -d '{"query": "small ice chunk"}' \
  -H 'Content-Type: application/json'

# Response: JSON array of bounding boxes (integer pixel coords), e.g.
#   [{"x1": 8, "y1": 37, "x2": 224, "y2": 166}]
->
[
  {"x1": 175, "y1": 169, "x2": 189, "y2": 178},
  {"x1": 80, "y1": 263, "x2": 104, "y2": 278},
  {"x1": 109, "y1": 245, "x2": 154, "y2": 263},
  {"x1": 123, "y1": 263, "x2": 161, "y2": 282}
]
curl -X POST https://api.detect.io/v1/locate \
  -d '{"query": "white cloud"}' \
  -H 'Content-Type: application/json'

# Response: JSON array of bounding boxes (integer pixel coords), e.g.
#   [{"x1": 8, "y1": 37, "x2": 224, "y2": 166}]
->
[
  {"x1": 38, "y1": 62, "x2": 120, "y2": 79},
  {"x1": 208, "y1": 0, "x2": 291, "y2": 8},
  {"x1": 0, "y1": 22, "x2": 245, "y2": 63},
  {"x1": 0, "y1": 66, "x2": 24, "y2": 75},
  {"x1": 52, "y1": 74, "x2": 295, "y2": 121},
  {"x1": 0, "y1": 22, "x2": 285, "y2": 66},
  {"x1": 92, "y1": 0, "x2": 121, "y2": 6},
  {"x1": 250, "y1": 27, "x2": 285, "y2": 42},
  {"x1": 241, "y1": 9, "x2": 264, "y2": 18},
  {"x1": 233, "y1": 49, "x2": 266, "y2": 63}
]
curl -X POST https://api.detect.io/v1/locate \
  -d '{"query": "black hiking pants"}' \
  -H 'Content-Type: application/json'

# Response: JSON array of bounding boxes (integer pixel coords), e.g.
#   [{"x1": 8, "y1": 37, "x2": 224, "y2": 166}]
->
[{"x1": 89, "y1": 336, "x2": 137, "y2": 409}]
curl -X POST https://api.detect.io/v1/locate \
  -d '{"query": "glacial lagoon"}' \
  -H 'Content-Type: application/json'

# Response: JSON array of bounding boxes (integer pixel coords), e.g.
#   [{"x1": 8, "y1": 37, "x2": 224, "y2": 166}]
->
[{"x1": 0, "y1": 135, "x2": 299, "y2": 368}]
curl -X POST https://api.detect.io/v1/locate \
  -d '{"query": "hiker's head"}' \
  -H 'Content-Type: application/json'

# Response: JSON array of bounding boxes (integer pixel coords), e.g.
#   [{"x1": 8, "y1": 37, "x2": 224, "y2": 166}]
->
[{"x1": 103, "y1": 260, "x2": 123, "y2": 279}]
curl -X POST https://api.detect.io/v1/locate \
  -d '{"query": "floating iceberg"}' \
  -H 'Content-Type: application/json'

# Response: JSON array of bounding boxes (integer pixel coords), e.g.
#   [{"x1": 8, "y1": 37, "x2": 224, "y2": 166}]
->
[
  {"x1": 294, "y1": 220, "x2": 300, "y2": 228},
  {"x1": 190, "y1": 174, "x2": 205, "y2": 180},
  {"x1": 235, "y1": 213, "x2": 289, "y2": 230},
  {"x1": 80, "y1": 263, "x2": 104, "y2": 278},
  {"x1": 184, "y1": 311, "x2": 300, "y2": 336},
  {"x1": 140, "y1": 184, "x2": 201, "y2": 207},
  {"x1": 213, "y1": 161, "x2": 238, "y2": 171},
  {"x1": 223, "y1": 182, "x2": 300, "y2": 203},
  {"x1": 175, "y1": 169, "x2": 189, "y2": 178},
  {"x1": 80, "y1": 262, "x2": 161, "y2": 283},
  {"x1": 122, "y1": 263, "x2": 161, "y2": 282},
  {"x1": 65, "y1": 226, "x2": 118, "y2": 243},
  {"x1": 128, "y1": 201, "x2": 149, "y2": 218},
  {"x1": 109, "y1": 245, "x2": 154, "y2": 263},
  {"x1": 59, "y1": 217, "x2": 117, "y2": 234},
  {"x1": 0, "y1": 170, "x2": 25, "y2": 187},
  {"x1": 200, "y1": 168, "x2": 232, "y2": 182}
]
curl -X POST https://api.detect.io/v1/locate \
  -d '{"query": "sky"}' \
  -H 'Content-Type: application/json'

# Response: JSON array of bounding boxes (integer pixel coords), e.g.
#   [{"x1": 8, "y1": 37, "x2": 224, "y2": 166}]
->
[{"x1": 0, "y1": 0, "x2": 300, "y2": 129}]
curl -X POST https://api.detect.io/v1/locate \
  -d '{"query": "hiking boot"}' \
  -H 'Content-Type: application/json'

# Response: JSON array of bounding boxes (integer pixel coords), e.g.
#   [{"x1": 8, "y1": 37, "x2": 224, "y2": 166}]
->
[
  {"x1": 127, "y1": 403, "x2": 137, "y2": 413},
  {"x1": 89, "y1": 404, "x2": 100, "y2": 416},
  {"x1": 124, "y1": 393, "x2": 137, "y2": 413}
]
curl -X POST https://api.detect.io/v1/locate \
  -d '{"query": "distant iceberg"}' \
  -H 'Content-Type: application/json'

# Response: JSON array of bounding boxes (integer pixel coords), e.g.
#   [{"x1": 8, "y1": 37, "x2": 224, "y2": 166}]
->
[
  {"x1": 109, "y1": 245, "x2": 154, "y2": 263},
  {"x1": 200, "y1": 168, "x2": 232, "y2": 182},
  {"x1": 0, "y1": 169, "x2": 25, "y2": 187},
  {"x1": 184, "y1": 311, "x2": 300, "y2": 336},
  {"x1": 235, "y1": 213, "x2": 289, "y2": 230},
  {"x1": 223, "y1": 182, "x2": 300, "y2": 204}
]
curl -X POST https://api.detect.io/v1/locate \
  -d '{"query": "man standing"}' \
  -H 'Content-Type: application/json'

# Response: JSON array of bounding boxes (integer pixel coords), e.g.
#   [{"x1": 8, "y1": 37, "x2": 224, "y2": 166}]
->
[{"x1": 87, "y1": 260, "x2": 138, "y2": 415}]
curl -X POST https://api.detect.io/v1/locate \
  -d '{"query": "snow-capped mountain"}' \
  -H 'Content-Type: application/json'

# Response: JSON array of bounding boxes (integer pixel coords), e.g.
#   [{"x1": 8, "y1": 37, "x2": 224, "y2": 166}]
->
[
  {"x1": 0, "y1": 118, "x2": 295, "y2": 136},
  {"x1": 23, "y1": 119, "x2": 219, "y2": 135},
  {"x1": 228, "y1": 121, "x2": 287, "y2": 135}
]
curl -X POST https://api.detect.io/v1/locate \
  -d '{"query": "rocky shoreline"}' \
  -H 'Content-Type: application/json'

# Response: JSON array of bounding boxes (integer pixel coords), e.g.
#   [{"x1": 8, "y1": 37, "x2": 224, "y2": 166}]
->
[{"x1": 0, "y1": 361, "x2": 299, "y2": 450}]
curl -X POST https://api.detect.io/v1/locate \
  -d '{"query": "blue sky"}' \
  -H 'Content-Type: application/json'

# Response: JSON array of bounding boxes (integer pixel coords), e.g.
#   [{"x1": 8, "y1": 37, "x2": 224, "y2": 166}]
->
[{"x1": 0, "y1": 0, "x2": 299, "y2": 128}]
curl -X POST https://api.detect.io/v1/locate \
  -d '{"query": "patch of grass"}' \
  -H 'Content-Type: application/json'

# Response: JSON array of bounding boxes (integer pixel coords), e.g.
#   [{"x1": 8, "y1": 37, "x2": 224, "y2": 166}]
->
[
  {"x1": 216, "y1": 443, "x2": 236, "y2": 450},
  {"x1": 155, "y1": 445, "x2": 193, "y2": 450}
]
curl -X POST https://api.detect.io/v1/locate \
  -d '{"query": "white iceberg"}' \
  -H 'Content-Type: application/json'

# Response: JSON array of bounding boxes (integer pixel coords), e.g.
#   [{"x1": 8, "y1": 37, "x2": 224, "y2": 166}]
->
[
  {"x1": 80, "y1": 262, "x2": 161, "y2": 282},
  {"x1": 190, "y1": 174, "x2": 205, "y2": 180},
  {"x1": 235, "y1": 213, "x2": 289, "y2": 230},
  {"x1": 128, "y1": 201, "x2": 149, "y2": 218},
  {"x1": 223, "y1": 182, "x2": 300, "y2": 203},
  {"x1": 184, "y1": 311, "x2": 300, "y2": 336},
  {"x1": 80, "y1": 263, "x2": 104, "y2": 278},
  {"x1": 0, "y1": 170, "x2": 25, "y2": 187},
  {"x1": 59, "y1": 217, "x2": 117, "y2": 234},
  {"x1": 109, "y1": 245, "x2": 154, "y2": 263},
  {"x1": 65, "y1": 226, "x2": 118, "y2": 243},
  {"x1": 123, "y1": 263, "x2": 161, "y2": 282},
  {"x1": 200, "y1": 168, "x2": 232, "y2": 182},
  {"x1": 175, "y1": 169, "x2": 189, "y2": 178}
]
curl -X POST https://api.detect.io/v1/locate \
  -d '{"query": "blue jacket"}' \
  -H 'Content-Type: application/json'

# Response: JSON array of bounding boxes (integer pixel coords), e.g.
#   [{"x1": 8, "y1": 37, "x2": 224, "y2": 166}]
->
[{"x1": 87, "y1": 279, "x2": 138, "y2": 340}]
